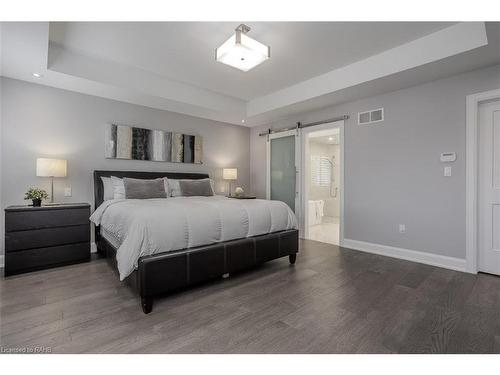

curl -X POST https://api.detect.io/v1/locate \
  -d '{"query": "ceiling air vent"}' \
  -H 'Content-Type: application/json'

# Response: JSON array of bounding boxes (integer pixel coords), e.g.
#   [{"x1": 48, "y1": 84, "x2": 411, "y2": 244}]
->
[{"x1": 358, "y1": 108, "x2": 384, "y2": 125}]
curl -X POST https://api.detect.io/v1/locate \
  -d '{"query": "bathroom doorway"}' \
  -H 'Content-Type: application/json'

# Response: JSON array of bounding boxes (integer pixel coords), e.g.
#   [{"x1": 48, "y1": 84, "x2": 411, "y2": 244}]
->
[{"x1": 301, "y1": 121, "x2": 344, "y2": 246}]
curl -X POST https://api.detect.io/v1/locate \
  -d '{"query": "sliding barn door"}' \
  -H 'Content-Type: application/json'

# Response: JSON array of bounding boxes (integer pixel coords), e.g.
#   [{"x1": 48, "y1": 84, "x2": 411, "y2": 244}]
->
[{"x1": 266, "y1": 130, "x2": 299, "y2": 213}]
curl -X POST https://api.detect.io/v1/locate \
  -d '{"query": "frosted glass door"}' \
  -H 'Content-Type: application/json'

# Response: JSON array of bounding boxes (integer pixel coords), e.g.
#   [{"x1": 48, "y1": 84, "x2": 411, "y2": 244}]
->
[{"x1": 269, "y1": 134, "x2": 296, "y2": 212}]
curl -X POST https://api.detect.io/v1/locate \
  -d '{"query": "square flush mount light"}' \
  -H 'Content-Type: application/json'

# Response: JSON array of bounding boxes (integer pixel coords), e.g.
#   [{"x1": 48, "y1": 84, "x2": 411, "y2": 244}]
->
[{"x1": 216, "y1": 24, "x2": 270, "y2": 72}]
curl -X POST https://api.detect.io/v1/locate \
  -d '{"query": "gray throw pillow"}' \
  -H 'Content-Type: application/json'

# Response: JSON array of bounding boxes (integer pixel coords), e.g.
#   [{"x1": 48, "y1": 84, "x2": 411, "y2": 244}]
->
[
  {"x1": 123, "y1": 178, "x2": 167, "y2": 199},
  {"x1": 179, "y1": 179, "x2": 214, "y2": 197},
  {"x1": 100, "y1": 176, "x2": 114, "y2": 201}
]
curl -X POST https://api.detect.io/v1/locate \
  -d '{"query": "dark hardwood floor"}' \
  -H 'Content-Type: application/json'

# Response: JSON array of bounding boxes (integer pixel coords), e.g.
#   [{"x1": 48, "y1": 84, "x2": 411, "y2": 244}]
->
[{"x1": 1, "y1": 239, "x2": 499, "y2": 353}]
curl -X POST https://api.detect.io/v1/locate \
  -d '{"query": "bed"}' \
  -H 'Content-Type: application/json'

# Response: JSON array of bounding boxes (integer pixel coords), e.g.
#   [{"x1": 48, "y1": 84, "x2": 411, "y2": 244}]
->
[{"x1": 92, "y1": 170, "x2": 299, "y2": 314}]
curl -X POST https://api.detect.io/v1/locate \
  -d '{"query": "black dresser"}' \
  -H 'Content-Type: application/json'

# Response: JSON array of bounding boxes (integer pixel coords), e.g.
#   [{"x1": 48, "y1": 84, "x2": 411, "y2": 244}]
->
[{"x1": 4, "y1": 203, "x2": 91, "y2": 276}]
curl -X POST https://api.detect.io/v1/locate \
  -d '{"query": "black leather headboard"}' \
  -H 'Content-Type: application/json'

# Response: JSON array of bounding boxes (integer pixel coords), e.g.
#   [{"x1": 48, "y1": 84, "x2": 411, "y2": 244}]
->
[{"x1": 93, "y1": 170, "x2": 210, "y2": 208}]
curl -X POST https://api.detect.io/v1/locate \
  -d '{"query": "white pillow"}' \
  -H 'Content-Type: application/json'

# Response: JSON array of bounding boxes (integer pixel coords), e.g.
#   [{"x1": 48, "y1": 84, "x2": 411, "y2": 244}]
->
[
  {"x1": 162, "y1": 177, "x2": 170, "y2": 197},
  {"x1": 167, "y1": 178, "x2": 214, "y2": 197},
  {"x1": 167, "y1": 179, "x2": 181, "y2": 197},
  {"x1": 207, "y1": 179, "x2": 215, "y2": 195},
  {"x1": 100, "y1": 177, "x2": 114, "y2": 201},
  {"x1": 111, "y1": 176, "x2": 125, "y2": 199}
]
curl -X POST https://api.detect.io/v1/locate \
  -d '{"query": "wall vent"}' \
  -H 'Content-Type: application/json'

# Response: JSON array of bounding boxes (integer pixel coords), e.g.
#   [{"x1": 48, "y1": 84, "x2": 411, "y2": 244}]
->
[{"x1": 358, "y1": 108, "x2": 384, "y2": 125}]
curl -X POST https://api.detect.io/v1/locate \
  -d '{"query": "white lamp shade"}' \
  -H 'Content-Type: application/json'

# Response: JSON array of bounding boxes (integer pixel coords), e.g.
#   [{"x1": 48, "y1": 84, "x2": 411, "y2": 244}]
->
[
  {"x1": 222, "y1": 168, "x2": 238, "y2": 180},
  {"x1": 36, "y1": 158, "x2": 67, "y2": 177}
]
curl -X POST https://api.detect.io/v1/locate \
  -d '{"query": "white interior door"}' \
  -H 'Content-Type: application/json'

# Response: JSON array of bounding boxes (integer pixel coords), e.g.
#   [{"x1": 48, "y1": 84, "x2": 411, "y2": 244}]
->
[
  {"x1": 266, "y1": 130, "x2": 300, "y2": 214},
  {"x1": 478, "y1": 100, "x2": 500, "y2": 275}
]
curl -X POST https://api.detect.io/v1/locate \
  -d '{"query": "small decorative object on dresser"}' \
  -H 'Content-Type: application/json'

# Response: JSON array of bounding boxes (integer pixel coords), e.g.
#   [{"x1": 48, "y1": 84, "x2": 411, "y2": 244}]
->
[
  {"x1": 4, "y1": 203, "x2": 91, "y2": 276},
  {"x1": 24, "y1": 187, "x2": 49, "y2": 207},
  {"x1": 230, "y1": 185, "x2": 256, "y2": 199},
  {"x1": 234, "y1": 186, "x2": 244, "y2": 197}
]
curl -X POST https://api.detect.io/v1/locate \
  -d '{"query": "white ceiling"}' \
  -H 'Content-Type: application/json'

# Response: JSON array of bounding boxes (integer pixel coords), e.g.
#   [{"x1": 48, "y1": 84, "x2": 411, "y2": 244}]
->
[
  {"x1": 48, "y1": 22, "x2": 455, "y2": 100},
  {"x1": 2, "y1": 22, "x2": 499, "y2": 127}
]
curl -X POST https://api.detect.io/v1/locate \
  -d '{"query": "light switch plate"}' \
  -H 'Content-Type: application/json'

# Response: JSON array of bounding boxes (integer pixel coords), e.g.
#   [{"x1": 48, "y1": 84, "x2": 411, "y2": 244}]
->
[
  {"x1": 444, "y1": 166, "x2": 452, "y2": 177},
  {"x1": 399, "y1": 224, "x2": 406, "y2": 233},
  {"x1": 64, "y1": 187, "x2": 72, "y2": 197}
]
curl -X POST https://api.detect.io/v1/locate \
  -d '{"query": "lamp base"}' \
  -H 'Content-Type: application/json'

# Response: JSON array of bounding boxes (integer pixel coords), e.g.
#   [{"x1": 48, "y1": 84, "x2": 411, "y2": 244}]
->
[{"x1": 50, "y1": 176, "x2": 54, "y2": 203}]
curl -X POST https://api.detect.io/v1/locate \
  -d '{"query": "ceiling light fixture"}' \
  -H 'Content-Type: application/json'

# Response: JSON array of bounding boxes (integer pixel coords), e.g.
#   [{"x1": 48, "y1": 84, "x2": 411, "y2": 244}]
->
[
  {"x1": 32, "y1": 73, "x2": 42, "y2": 78},
  {"x1": 216, "y1": 24, "x2": 270, "y2": 72},
  {"x1": 241, "y1": 120, "x2": 245, "y2": 123},
  {"x1": 328, "y1": 137, "x2": 333, "y2": 141}
]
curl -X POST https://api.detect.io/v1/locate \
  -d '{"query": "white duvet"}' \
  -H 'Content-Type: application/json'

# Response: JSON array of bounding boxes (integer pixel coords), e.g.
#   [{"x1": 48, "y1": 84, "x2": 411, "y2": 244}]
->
[{"x1": 90, "y1": 196, "x2": 297, "y2": 280}]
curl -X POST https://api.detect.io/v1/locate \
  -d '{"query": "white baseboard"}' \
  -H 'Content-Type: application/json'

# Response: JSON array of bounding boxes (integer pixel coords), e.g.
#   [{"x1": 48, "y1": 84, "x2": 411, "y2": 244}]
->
[{"x1": 342, "y1": 239, "x2": 467, "y2": 273}]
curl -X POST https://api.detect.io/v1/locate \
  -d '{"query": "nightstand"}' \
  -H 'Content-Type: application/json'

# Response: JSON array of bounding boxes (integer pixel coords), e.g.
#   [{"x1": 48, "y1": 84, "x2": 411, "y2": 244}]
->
[{"x1": 4, "y1": 203, "x2": 91, "y2": 276}]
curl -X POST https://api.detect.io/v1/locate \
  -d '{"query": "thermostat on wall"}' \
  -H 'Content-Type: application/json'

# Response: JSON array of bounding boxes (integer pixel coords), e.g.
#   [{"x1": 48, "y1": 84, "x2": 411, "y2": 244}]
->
[{"x1": 440, "y1": 152, "x2": 456, "y2": 162}]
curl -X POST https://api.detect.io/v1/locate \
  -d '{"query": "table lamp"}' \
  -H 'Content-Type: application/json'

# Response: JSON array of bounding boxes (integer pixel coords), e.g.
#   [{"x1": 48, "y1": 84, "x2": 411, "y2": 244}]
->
[
  {"x1": 222, "y1": 168, "x2": 237, "y2": 197},
  {"x1": 36, "y1": 158, "x2": 67, "y2": 203}
]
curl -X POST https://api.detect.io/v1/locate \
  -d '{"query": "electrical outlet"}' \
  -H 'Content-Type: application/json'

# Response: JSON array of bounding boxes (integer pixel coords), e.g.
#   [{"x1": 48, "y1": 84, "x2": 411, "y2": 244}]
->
[
  {"x1": 64, "y1": 187, "x2": 72, "y2": 197},
  {"x1": 444, "y1": 166, "x2": 452, "y2": 177},
  {"x1": 399, "y1": 224, "x2": 406, "y2": 233}
]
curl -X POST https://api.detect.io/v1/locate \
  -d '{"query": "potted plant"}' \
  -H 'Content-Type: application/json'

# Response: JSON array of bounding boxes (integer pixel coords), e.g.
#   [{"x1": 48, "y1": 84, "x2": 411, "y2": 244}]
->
[{"x1": 24, "y1": 187, "x2": 49, "y2": 207}]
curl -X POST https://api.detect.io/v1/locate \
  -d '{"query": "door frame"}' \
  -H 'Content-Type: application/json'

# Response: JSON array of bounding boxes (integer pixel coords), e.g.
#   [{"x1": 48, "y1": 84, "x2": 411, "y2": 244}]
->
[
  {"x1": 465, "y1": 88, "x2": 500, "y2": 273},
  {"x1": 266, "y1": 129, "x2": 301, "y2": 219},
  {"x1": 300, "y1": 120, "x2": 345, "y2": 245}
]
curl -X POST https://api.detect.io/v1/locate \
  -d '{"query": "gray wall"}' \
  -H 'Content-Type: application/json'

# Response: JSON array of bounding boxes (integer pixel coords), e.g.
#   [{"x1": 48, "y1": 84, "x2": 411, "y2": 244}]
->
[
  {"x1": 251, "y1": 64, "x2": 500, "y2": 259},
  {"x1": 0, "y1": 77, "x2": 250, "y2": 257}
]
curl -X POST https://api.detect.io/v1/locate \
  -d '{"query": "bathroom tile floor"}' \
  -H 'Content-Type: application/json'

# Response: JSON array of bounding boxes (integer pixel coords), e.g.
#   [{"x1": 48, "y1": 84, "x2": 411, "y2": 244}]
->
[{"x1": 307, "y1": 216, "x2": 339, "y2": 245}]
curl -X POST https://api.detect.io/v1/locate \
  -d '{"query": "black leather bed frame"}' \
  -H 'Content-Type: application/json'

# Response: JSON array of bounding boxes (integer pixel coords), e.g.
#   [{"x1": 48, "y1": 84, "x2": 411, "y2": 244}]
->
[{"x1": 93, "y1": 170, "x2": 299, "y2": 314}]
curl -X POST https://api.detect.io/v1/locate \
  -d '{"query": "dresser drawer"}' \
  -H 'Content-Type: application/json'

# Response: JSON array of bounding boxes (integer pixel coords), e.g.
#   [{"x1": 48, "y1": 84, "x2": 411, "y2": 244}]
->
[
  {"x1": 5, "y1": 242, "x2": 90, "y2": 276},
  {"x1": 5, "y1": 207, "x2": 89, "y2": 232},
  {"x1": 5, "y1": 224, "x2": 90, "y2": 252}
]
